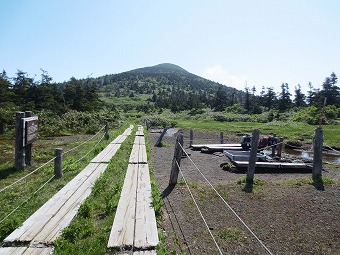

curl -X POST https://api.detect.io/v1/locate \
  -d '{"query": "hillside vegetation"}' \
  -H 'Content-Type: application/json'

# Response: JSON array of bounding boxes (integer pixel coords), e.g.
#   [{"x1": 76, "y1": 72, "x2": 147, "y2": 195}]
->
[{"x1": 0, "y1": 63, "x2": 339, "y2": 138}]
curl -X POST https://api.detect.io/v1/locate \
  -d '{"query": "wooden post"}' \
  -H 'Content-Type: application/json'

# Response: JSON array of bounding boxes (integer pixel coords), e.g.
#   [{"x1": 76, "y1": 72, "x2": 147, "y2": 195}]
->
[
  {"x1": 15, "y1": 112, "x2": 25, "y2": 170},
  {"x1": 54, "y1": 148, "x2": 63, "y2": 178},
  {"x1": 313, "y1": 127, "x2": 323, "y2": 178},
  {"x1": 25, "y1": 111, "x2": 33, "y2": 165},
  {"x1": 276, "y1": 137, "x2": 284, "y2": 159},
  {"x1": 189, "y1": 129, "x2": 193, "y2": 147},
  {"x1": 104, "y1": 122, "x2": 109, "y2": 140},
  {"x1": 220, "y1": 132, "x2": 224, "y2": 144},
  {"x1": 155, "y1": 126, "x2": 168, "y2": 147},
  {"x1": 169, "y1": 133, "x2": 184, "y2": 185},
  {"x1": 246, "y1": 129, "x2": 260, "y2": 182}
]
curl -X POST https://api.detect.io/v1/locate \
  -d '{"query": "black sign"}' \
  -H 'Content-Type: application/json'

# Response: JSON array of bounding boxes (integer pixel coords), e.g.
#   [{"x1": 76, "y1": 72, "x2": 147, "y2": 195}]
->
[{"x1": 23, "y1": 117, "x2": 38, "y2": 145}]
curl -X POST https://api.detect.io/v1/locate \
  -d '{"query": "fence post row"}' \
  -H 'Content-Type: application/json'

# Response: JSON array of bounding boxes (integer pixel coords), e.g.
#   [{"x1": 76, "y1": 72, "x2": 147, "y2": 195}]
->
[
  {"x1": 54, "y1": 148, "x2": 63, "y2": 178},
  {"x1": 169, "y1": 132, "x2": 184, "y2": 185},
  {"x1": 313, "y1": 127, "x2": 323, "y2": 178}
]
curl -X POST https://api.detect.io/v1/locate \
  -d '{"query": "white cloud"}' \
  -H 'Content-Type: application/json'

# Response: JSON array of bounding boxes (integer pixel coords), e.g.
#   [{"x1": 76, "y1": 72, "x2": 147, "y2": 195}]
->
[{"x1": 202, "y1": 65, "x2": 247, "y2": 89}]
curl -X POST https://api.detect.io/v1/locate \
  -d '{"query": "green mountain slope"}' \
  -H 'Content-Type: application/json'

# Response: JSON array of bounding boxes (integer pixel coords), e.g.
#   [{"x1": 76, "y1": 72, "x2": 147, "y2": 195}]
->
[{"x1": 93, "y1": 63, "x2": 244, "y2": 111}]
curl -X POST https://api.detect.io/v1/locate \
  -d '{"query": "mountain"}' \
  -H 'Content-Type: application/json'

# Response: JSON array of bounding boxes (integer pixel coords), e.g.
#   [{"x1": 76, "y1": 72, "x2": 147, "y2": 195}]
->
[
  {"x1": 128, "y1": 63, "x2": 190, "y2": 75},
  {"x1": 91, "y1": 63, "x2": 244, "y2": 112}
]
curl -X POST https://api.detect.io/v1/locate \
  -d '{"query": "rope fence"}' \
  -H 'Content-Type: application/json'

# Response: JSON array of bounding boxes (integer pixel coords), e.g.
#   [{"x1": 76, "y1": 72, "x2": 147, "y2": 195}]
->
[
  {"x1": 176, "y1": 141, "x2": 274, "y2": 255},
  {"x1": 175, "y1": 159, "x2": 224, "y2": 255},
  {"x1": 0, "y1": 174, "x2": 56, "y2": 225},
  {"x1": 0, "y1": 125, "x2": 107, "y2": 194}
]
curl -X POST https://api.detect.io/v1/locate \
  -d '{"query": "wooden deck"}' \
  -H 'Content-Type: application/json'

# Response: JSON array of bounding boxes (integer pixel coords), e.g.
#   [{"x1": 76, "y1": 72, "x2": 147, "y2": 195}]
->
[
  {"x1": 233, "y1": 161, "x2": 311, "y2": 170},
  {"x1": 192, "y1": 143, "x2": 243, "y2": 152},
  {"x1": 107, "y1": 126, "x2": 159, "y2": 252},
  {"x1": 2, "y1": 126, "x2": 133, "y2": 254},
  {"x1": 0, "y1": 247, "x2": 52, "y2": 255}
]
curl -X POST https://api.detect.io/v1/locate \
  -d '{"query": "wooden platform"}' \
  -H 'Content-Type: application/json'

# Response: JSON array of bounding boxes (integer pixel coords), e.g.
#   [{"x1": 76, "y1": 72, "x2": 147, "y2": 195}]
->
[
  {"x1": 192, "y1": 143, "x2": 243, "y2": 152},
  {"x1": 233, "y1": 161, "x2": 311, "y2": 170},
  {"x1": 2, "y1": 126, "x2": 133, "y2": 254},
  {"x1": 224, "y1": 150, "x2": 267, "y2": 162},
  {"x1": 108, "y1": 126, "x2": 159, "y2": 252},
  {"x1": 0, "y1": 247, "x2": 52, "y2": 255}
]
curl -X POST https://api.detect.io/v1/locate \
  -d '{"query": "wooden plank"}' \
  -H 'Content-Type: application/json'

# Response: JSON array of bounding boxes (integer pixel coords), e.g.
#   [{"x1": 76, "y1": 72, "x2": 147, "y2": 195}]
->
[
  {"x1": 110, "y1": 135, "x2": 127, "y2": 144},
  {"x1": 0, "y1": 247, "x2": 52, "y2": 255},
  {"x1": 134, "y1": 136, "x2": 145, "y2": 145},
  {"x1": 4, "y1": 163, "x2": 108, "y2": 245},
  {"x1": 4, "y1": 163, "x2": 100, "y2": 244},
  {"x1": 0, "y1": 247, "x2": 27, "y2": 255},
  {"x1": 100, "y1": 144, "x2": 121, "y2": 163},
  {"x1": 107, "y1": 164, "x2": 139, "y2": 248},
  {"x1": 134, "y1": 164, "x2": 159, "y2": 249},
  {"x1": 193, "y1": 143, "x2": 241, "y2": 148},
  {"x1": 129, "y1": 144, "x2": 140, "y2": 164},
  {"x1": 233, "y1": 161, "x2": 309, "y2": 169},
  {"x1": 36, "y1": 163, "x2": 108, "y2": 243}
]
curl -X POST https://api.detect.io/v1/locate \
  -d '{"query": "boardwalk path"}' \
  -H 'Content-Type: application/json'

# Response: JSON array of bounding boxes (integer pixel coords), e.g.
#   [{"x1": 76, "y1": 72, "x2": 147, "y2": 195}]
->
[
  {"x1": 1, "y1": 125, "x2": 135, "y2": 254},
  {"x1": 107, "y1": 126, "x2": 159, "y2": 254}
]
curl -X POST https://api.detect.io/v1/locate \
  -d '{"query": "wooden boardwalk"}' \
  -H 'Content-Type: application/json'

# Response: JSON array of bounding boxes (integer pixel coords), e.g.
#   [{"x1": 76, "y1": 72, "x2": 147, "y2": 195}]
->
[
  {"x1": 107, "y1": 126, "x2": 159, "y2": 252},
  {"x1": 1, "y1": 125, "x2": 133, "y2": 254}
]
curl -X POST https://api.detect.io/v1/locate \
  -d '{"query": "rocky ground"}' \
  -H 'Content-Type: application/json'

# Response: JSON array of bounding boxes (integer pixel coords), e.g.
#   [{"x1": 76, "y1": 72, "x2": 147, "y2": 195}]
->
[{"x1": 148, "y1": 129, "x2": 340, "y2": 255}]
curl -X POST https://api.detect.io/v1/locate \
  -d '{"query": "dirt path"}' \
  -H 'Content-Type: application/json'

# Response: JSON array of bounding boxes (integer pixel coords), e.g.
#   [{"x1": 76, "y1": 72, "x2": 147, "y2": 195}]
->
[{"x1": 149, "y1": 129, "x2": 340, "y2": 255}]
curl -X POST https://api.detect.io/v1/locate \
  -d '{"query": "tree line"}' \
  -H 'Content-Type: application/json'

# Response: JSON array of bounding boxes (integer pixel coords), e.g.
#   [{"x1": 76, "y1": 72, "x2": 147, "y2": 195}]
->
[{"x1": 0, "y1": 69, "x2": 102, "y2": 114}]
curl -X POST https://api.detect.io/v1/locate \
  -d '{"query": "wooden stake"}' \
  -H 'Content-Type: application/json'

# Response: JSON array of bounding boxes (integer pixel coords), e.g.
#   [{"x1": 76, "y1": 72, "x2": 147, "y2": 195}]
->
[
  {"x1": 25, "y1": 111, "x2": 33, "y2": 165},
  {"x1": 313, "y1": 127, "x2": 323, "y2": 178},
  {"x1": 155, "y1": 126, "x2": 168, "y2": 147},
  {"x1": 189, "y1": 129, "x2": 193, "y2": 147},
  {"x1": 220, "y1": 132, "x2": 224, "y2": 144},
  {"x1": 276, "y1": 137, "x2": 284, "y2": 159},
  {"x1": 169, "y1": 133, "x2": 184, "y2": 185},
  {"x1": 246, "y1": 129, "x2": 260, "y2": 182},
  {"x1": 54, "y1": 148, "x2": 63, "y2": 178},
  {"x1": 104, "y1": 122, "x2": 109, "y2": 140},
  {"x1": 15, "y1": 112, "x2": 25, "y2": 170}
]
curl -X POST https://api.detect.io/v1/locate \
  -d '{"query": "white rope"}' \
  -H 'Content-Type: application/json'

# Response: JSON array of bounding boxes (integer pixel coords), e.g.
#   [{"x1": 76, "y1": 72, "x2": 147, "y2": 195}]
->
[
  {"x1": 175, "y1": 160, "x2": 224, "y2": 255},
  {"x1": 178, "y1": 142, "x2": 274, "y2": 255},
  {"x1": 0, "y1": 174, "x2": 55, "y2": 225},
  {"x1": 0, "y1": 157, "x2": 56, "y2": 194},
  {"x1": 324, "y1": 144, "x2": 340, "y2": 155},
  {"x1": 63, "y1": 125, "x2": 106, "y2": 155},
  {"x1": 67, "y1": 133, "x2": 106, "y2": 168}
]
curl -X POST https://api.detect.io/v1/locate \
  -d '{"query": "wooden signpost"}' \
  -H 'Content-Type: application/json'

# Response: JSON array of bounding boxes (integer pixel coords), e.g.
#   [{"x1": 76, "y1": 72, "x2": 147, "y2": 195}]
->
[{"x1": 15, "y1": 111, "x2": 38, "y2": 170}]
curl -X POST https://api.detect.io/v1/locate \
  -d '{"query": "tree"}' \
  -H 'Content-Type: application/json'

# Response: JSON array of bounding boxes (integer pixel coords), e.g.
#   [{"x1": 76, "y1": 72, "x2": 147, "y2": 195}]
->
[
  {"x1": 306, "y1": 82, "x2": 316, "y2": 106},
  {"x1": 317, "y1": 72, "x2": 339, "y2": 107},
  {"x1": 12, "y1": 70, "x2": 35, "y2": 109},
  {"x1": 243, "y1": 86, "x2": 251, "y2": 113},
  {"x1": 213, "y1": 85, "x2": 229, "y2": 111},
  {"x1": 293, "y1": 84, "x2": 306, "y2": 107},
  {"x1": 278, "y1": 83, "x2": 292, "y2": 112},
  {"x1": 263, "y1": 87, "x2": 276, "y2": 110},
  {"x1": 0, "y1": 70, "x2": 14, "y2": 105}
]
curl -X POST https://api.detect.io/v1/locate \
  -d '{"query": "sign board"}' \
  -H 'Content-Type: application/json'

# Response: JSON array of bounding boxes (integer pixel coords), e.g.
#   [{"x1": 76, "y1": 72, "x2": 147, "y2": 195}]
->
[{"x1": 22, "y1": 116, "x2": 38, "y2": 145}]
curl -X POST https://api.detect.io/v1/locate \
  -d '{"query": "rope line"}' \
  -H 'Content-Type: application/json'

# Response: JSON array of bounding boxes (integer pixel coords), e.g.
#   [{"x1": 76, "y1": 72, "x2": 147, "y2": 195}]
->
[
  {"x1": 63, "y1": 125, "x2": 106, "y2": 155},
  {"x1": 175, "y1": 160, "x2": 224, "y2": 255},
  {"x1": 178, "y1": 142, "x2": 274, "y2": 255},
  {"x1": 324, "y1": 144, "x2": 340, "y2": 155},
  {"x1": 0, "y1": 157, "x2": 56, "y2": 194},
  {"x1": 0, "y1": 174, "x2": 55, "y2": 225},
  {"x1": 67, "y1": 133, "x2": 106, "y2": 168}
]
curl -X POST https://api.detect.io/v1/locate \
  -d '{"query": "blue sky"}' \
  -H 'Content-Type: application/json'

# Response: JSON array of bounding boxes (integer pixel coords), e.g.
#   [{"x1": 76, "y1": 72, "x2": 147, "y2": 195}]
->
[{"x1": 1, "y1": 0, "x2": 340, "y2": 94}]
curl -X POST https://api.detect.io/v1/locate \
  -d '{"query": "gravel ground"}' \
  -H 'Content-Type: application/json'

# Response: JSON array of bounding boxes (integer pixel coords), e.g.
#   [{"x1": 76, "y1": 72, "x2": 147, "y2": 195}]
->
[{"x1": 148, "y1": 129, "x2": 340, "y2": 255}]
